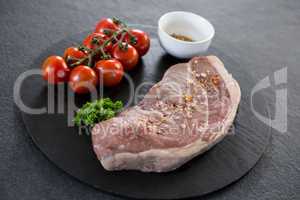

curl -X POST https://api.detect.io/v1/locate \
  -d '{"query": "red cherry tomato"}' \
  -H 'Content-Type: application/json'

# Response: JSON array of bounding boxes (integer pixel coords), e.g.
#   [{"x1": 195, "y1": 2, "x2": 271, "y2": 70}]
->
[
  {"x1": 124, "y1": 29, "x2": 150, "y2": 56},
  {"x1": 63, "y1": 47, "x2": 86, "y2": 65},
  {"x1": 94, "y1": 18, "x2": 119, "y2": 36},
  {"x1": 82, "y1": 32, "x2": 112, "y2": 52},
  {"x1": 94, "y1": 59, "x2": 124, "y2": 87},
  {"x1": 112, "y1": 43, "x2": 139, "y2": 71},
  {"x1": 68, "y1": 65, "x2": 98, "y2": 94},
  {"x1": 42, "y1": 56, "x2": 70, "y2": 84}
]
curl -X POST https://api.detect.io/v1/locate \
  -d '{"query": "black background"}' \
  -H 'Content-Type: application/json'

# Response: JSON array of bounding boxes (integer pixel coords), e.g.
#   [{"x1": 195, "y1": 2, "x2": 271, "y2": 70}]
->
[{"x1": 0, "y1": 0, "x2": 299, "y2": 200}]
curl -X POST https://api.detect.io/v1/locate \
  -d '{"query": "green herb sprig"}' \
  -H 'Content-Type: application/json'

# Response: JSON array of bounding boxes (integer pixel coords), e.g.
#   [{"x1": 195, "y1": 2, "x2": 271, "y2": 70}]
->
[{"x1": 74, "y1": 98, "x2": 123, "y2": 127}]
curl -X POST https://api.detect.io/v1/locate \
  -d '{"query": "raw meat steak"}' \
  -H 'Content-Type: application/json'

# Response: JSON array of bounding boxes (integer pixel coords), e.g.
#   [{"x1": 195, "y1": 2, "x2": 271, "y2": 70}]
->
[{"x1": 92, "y1": 55, "x2": 241, "y2": 172}]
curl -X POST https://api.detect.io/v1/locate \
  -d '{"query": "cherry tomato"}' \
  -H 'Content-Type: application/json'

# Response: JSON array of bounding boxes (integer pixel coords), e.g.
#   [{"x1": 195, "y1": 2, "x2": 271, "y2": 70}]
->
[
  {"x1": 63, "y1": 47, "x2": 86, "y2": 65},
  {"x1": 82, "y1": 32, "x2": 112, "y2": 51},
  {"x1": 42, "y1": 56, "x2": 70, "y2": 84},
  {"x1": 94, "y1": 59, "x2": 124, "y2": 87},
  {"x1": 124, "y1": 29, "x2": 150, "y2": 56},
  {"x1": 94, "y1": 18, "x2": 119, "y2": 36},
  {"x1": 68, "y1": 65, "x2": 98, "y2": 94},
  {"x1": 112, "y1": 43, "x2": 139, "y2": 71}
]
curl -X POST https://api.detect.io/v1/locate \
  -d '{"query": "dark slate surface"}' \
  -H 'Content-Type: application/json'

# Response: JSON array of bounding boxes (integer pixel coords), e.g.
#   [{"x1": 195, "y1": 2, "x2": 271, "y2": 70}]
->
[
  {"x1": 19, "y1": 34, "x2": 272, "y2": 199},
  {"x1": 0, "y1": 0, "x2": 299, "y2": 199}
]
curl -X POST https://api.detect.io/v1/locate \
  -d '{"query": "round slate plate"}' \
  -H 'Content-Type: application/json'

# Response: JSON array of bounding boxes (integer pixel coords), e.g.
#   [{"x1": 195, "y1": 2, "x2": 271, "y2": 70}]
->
[{"x1": 19, "y1": 29, "x2": 271, "y2": 199}]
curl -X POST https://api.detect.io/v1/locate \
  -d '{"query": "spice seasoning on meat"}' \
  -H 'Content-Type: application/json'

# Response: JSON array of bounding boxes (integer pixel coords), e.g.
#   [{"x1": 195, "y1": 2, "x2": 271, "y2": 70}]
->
[
  {"x1": 184, "y1": 94, "x2": 193, "y2": 102},
  {"x1": 211, "y1": 75, "x2": 220, "y2": 86}
]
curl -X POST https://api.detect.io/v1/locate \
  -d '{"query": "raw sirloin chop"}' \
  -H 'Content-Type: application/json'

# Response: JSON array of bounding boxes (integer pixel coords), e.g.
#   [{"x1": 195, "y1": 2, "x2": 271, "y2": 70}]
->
[{"x1": 92, "y1": 55, "x2": 241, "y2": 172}]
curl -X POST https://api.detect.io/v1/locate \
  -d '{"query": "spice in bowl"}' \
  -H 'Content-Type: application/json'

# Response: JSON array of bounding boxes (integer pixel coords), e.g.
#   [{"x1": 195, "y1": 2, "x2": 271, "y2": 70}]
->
[{"x1": 170, "y1": 33, "x2": 194, "y2": 42}]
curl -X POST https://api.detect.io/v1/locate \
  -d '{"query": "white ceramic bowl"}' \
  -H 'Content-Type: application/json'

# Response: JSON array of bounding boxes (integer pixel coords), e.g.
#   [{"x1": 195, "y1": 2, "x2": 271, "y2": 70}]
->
[{"x1": 158, "y1": 11, "x2": 215, "y2": 59}]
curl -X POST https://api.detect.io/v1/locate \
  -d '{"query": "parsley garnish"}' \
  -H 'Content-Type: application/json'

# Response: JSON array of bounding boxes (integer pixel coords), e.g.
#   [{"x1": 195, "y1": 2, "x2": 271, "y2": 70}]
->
[{"x1": 74, "y1": 98, "x2": 123, "y2": 127}]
